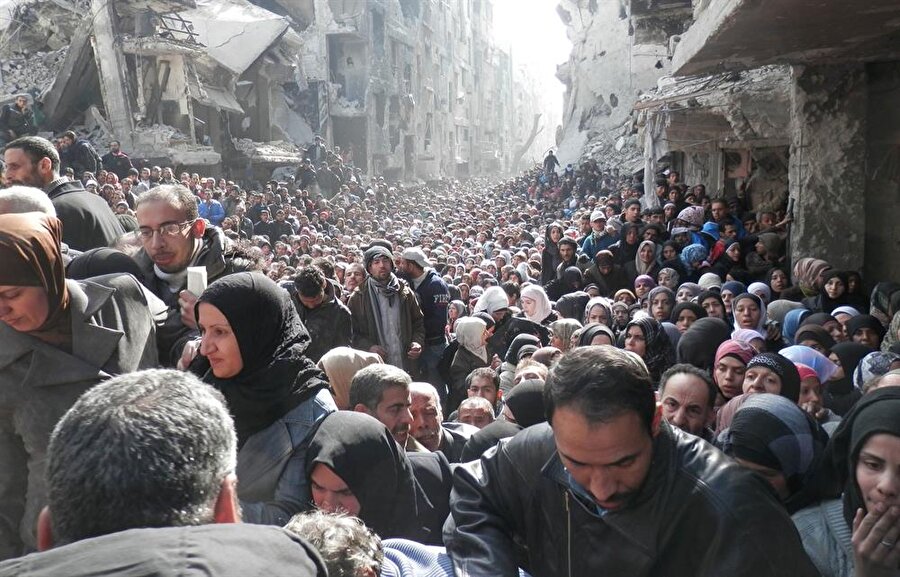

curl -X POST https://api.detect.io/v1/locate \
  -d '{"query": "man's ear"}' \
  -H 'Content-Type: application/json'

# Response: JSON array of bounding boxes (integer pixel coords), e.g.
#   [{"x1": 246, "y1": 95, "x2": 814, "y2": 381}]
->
[
  {"x1": 353, "y1": 404, "x2": 371, "y2": 415},
  {"x1": 191, "y1": 218, "x2": 207, "y2": 239},
  {"x1": 651, "y1": 403, "x2": 663, "y2": 438},
  {"x1": 37, "y1": 506, "x2": 54, "y2": 551},
  {"x1": 213, "y1": 473, "x2": 240, "y2": 524}
]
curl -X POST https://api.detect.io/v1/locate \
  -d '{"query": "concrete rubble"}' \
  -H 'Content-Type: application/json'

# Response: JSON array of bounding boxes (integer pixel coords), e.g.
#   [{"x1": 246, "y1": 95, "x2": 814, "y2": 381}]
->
[{"x1": 0, "y1": 0, "x2": 552, "y2": 180}]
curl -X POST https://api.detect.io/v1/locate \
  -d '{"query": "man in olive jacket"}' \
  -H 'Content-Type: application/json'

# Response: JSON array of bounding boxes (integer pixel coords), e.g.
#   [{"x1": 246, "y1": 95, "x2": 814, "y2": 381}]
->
[
  {"x1": 347, "y1": 245, "x2": 425, "y2": 377},
  {"x1": 444, "y1": 347, "x2": 820, "y2": 577}
]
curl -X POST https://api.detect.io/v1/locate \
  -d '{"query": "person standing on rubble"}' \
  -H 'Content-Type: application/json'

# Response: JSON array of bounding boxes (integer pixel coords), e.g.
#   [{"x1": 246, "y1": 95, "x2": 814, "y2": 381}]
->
[
  {"x1": 100, "y1": 140, "x2": 134, "y2": 181},
  {"x1": 58, "y1": 130, "x2": 100, "y2": 178},
  {"x1": 0, "y1": 95, "x2": 36, "y2": 146}
]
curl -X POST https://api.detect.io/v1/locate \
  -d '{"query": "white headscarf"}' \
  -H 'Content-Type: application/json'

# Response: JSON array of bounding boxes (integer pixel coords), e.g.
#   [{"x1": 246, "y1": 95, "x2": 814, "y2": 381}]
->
[
  {"x1": 455, "y1": 317, "x2": 488, "y2": 362},
  {"x1": 474, "y1": 286, "x2": 509, "y2": 315},
  {"x1": 520, "y1": 284, "x2": 552, "y2": 324}
]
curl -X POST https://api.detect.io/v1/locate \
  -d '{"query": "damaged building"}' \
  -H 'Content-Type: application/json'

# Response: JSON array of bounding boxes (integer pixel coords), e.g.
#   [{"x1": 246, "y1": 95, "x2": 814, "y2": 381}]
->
[
  {"x1": 0, "y1": 0, "x2": 549, "y2": 181},
  {"x1": 556, "y1": 0, "x2": 900, "y2": 282}
]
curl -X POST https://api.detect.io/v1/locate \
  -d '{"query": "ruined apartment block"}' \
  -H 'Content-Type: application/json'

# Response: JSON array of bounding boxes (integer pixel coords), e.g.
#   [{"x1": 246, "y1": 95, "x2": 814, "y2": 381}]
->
[
  {"x1": 556, "y1": 0, "x2": 900, "y2": 282},
  {"x1": 0, "y1": 0, "x2": 548, "y2": 181}
]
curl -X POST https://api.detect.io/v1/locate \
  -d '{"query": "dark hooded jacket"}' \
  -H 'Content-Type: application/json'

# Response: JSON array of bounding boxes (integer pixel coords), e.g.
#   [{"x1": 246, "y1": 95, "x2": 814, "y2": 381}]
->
[
  {"x1": 540, "y1": 223, "x2": 564, "y2": 285},
  {"x1": 291, "y1": 278, "x2": 352, "y2": 363}
]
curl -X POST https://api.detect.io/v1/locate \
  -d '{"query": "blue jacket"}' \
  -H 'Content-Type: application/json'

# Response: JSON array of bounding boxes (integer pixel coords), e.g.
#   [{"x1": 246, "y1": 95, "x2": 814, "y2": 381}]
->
[
  {"x1": 237, "y1": 388, "x2": 336, "y2": 525},
  {"x1": 198, "y1": 199, "x2": 225, "y2": 226},
  {"x1": 413, "y1": 269, "x2": 451, "y2": 343},
  {"x1": 581, "y1": 232, "x2": 616, "y2": 259}
]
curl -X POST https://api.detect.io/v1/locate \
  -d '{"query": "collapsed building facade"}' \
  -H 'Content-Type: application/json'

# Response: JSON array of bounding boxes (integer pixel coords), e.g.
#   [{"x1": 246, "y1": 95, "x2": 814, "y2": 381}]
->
[
  {"x1": 0, "y1": 0, "x2": 551, "y2": 181},
  {"x1": 556, "y1": 0, "x2": 900, "y2": 282}
]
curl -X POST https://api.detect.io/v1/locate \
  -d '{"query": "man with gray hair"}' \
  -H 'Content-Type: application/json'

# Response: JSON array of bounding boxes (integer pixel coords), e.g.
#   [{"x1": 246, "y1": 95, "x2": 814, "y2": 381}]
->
[
  {"x1": 409, "y1": 382, "x2": 477, "y2": 462},
  {"x1": 0, "y1": 369, "x2": 326, "y2": 575},
  {"x1": 0, "y1": 185, "x2": 56, "y2": 216},
  {"x1": 350, "y1": 364, "x2": 415, "y2": 449}
]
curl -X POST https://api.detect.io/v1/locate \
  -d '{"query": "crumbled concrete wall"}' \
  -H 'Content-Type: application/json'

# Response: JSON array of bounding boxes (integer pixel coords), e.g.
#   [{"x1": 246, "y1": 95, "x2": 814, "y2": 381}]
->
[
  {"x1": 556, "y1": 0, "x2": 691, "y2": 169},
  {"x1": 789, "y1": 63, "x2": 867, "y2": 271}
]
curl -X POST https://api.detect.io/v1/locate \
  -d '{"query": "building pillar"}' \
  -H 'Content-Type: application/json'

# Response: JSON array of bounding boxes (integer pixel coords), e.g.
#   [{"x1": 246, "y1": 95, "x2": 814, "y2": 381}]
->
[
  {"x1": 90, "y1": 0, "x2": 134, "y2": 148},
  {"x1": 788, "y1": 64, "x2": 867, "y2": 272},
  {"x1": 864, "y1": 61, "x2": 900, "y2": 285}
]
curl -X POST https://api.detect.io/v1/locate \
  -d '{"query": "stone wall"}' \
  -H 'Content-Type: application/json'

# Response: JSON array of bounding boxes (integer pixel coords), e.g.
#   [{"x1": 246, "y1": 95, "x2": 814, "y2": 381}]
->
[
  {"x1": 865, "y1": 61, "x2": 900, "y2": 283},
  {"x1": 788, "y1": 64, "x2": 867, "y2": 272},
  {"x1": 555, "y1": 0, "x2": 691, "y2": 169}
]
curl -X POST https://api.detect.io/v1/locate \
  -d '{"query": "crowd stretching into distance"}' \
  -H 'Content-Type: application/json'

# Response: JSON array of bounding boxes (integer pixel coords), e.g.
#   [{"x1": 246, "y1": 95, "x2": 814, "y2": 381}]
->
[{"x1": 0, "y1": 133, "x2": 896, "y2": 577}]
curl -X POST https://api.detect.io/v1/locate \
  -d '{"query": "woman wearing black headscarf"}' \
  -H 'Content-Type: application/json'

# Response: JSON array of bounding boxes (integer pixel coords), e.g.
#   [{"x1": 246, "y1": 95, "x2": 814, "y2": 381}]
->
[
  {"x1": 191, "y1": 272, "x2": 337, "y2": 525},
  {"x1": 0, "y1": 212, "x2": 162, "y2": 556},
  {"x1": 676, "y1": 317, "x2": 732, "y2": 372},
  {"x1": 577, "y1": 322, "x2": 617, "y2": 347},
  {"x1": 611, "y1": 222, "x2": 641, "y2": 265},
  {"x1": 499, "y1": 333, "x2": 541, "y2": 394},
  {"x1": 718, "y1": 393, "x2": 829, "y2": 514},
  {"x1": 306, "y1": 411, "x2": 450, "y2": 544},
  {"x1": 792, "y1": 387, "x2": 900, "y2": 577},
  {"x1": 825, "y1": 342, "x2": 872, "y2": 416},
  {"x1": 803, "y1": 271, "x2": 850, "y2": 314},
  {"x1": 623, "y1": 316, "x2": 675, "y2": 384}
]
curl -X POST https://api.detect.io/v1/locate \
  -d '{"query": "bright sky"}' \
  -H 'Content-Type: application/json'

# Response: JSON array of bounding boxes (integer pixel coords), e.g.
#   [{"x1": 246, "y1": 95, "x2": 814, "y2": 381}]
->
[{"x1": 491, "y1": 0, "x2": 571, "y2": 120}]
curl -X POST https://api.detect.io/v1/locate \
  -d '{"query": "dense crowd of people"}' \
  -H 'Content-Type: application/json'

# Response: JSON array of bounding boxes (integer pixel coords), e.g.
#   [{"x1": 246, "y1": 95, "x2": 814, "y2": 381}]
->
[{"x1": 0, "y1": 133, "x2": 897, "y2": 577}]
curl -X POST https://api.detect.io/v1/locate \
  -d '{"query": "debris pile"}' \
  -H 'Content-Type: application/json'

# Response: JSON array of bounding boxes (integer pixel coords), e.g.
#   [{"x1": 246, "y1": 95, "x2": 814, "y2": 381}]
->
[
  {"x1": 233, "y1": 138, "x2": 303, "y2": 163},
  {"x1": 0, "y1": 48, "x2": 67, "y2": 96}
]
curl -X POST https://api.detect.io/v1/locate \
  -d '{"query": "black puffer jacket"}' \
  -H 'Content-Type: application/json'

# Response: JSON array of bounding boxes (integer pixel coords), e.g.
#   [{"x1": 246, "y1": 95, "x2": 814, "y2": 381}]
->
[{"x1": 444, "y1": 421, "x2": 820, "y2": 577}]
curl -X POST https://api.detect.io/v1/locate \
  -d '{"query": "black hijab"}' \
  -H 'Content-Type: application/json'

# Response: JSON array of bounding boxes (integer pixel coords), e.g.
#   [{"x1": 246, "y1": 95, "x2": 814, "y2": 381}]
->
[
  {"x1": 306, "y1": 411, "x2": 420, "y2": 540},
  {"x1": 193, "y1": 272, "x2": 328, "y2": 447},
  {"x1": 816, "y1": 387, "x2": 900, "y2": 527},
  {"x1": 846, "y1": 314, "x2": 886, "y2": 342},
  {"x1": 577, "y1": 322, "x2": 617, "y2": 347},
  {"x1": 746, "y1": 353, "x2": 801, "y2": 403},
  {"x1": 676, "y1": 317, "x2": 731, "y2": 372},
  {"x1": 505, "y1": 333, "x2": 541, "y2": 364},
  {"x1": 505, "y1": 379, "x2": 547, "y2": 428},
  {"x1": 624, "y1": 316, "x2": 675, "y2": 384},
  {"x1": 66, "y1": 247, "x2": 142, "y2": 280},
  {"x1": 555, "y1": 291, "x2": 590, "y2": 320}
]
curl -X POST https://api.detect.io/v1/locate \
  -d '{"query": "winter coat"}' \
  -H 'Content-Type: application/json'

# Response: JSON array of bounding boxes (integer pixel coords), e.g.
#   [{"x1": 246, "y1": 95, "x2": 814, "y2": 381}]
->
[
  {"x1": 444, "y1": 421, "x2": 821, "y2": 577},
  {"x1": 294, "y1": 280, "x2": 352, "y2": 362},
  {"x1": 47, "y1": 179, "x2": 124, "y2": 252},
  {"x1": 0, "y1": 524, "x2": 327, "y2": 577},
  {"x1": 347, "y1": 277, "x2": 425, "y2": 376},
  {"x1": 0, "y1": 275, "x2": 163, "y2": 558}
]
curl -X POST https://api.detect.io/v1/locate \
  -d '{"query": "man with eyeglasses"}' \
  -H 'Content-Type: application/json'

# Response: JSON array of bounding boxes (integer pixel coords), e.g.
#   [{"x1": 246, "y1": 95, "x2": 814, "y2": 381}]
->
[{"x1": 134, "y1": 184, "x2": 244, "y2": 366}]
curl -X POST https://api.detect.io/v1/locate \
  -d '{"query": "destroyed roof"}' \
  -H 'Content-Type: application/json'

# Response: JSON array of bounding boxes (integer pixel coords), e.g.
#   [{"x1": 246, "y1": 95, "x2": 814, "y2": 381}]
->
[
  {"x1": 634, "y1": 65, "x2": 791, "y2": 112},
  {"x1": 178, "y1": 0, "x2": 289, "y2": 75},
  {"x1": 187, "y1": 76, "x2": 244, "y2": 114}
]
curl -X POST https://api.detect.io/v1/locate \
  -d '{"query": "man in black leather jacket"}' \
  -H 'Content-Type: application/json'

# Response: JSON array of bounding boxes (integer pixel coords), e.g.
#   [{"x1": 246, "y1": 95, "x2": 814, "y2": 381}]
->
[{"x1": 443, "y1": 346, "x2": 820, "y2": 577}]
